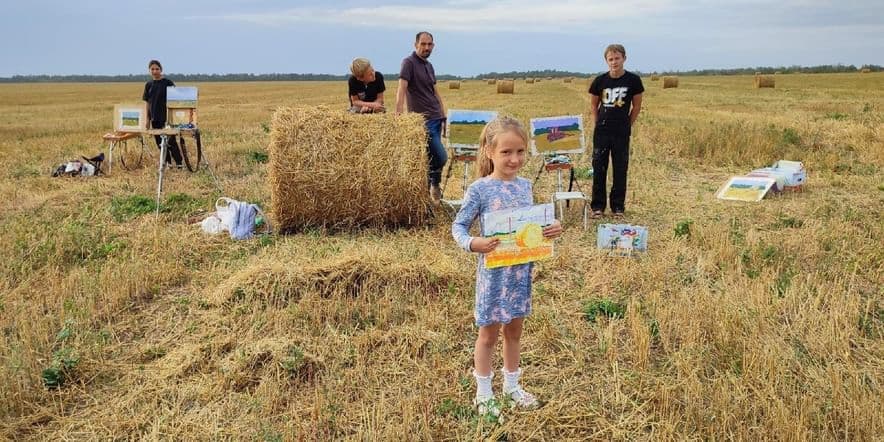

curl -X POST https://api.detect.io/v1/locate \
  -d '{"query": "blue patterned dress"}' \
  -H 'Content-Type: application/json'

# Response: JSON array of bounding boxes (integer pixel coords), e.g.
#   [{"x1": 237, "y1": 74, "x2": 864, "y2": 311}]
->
[{"x1": 452, "y1": 176, "x2": 534, "y2": 327}]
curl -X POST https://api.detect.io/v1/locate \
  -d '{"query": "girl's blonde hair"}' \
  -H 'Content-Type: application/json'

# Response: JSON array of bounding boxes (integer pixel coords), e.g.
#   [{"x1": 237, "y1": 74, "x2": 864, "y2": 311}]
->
[
  {"x1": 350, "y1": 58, "x2": 372, "y2": 77},
  {"x1": 477, "y1": 116, "x2": 529, "y2": 177}
]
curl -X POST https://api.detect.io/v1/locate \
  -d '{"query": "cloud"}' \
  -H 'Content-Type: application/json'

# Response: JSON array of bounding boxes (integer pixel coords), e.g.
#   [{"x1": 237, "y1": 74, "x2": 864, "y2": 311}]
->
[{"x1": 206, "y1": 0, "x2": 671, "y2": 33}]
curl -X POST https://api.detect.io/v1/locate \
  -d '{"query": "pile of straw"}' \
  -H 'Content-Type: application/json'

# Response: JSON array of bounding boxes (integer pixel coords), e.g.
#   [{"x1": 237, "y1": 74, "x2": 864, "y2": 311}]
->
[
  {"x1": 497, "y1": 80, "x2": 515, "y2": 94},
  {"x1": 268, "y1": 106, "x2": 429, "y2": 232},
  {"x1": 662, "y1": 76, "x2": 679, "y2": 89},
  {"x1": 754, "y1": 75, "x2": 775, "y2": 88},
  {"x1": 448, "y1": 81, "x2": 461, "y2": 89}
]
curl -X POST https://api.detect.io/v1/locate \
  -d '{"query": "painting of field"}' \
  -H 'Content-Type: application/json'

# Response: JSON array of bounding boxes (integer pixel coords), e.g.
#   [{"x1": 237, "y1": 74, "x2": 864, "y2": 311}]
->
[
  {"x1": 717, "y1": 176, "x2": 776, "y2": 201},
  {"x1": 447, "y1": 109, "x2": 496, "y2": 150},
  {"x1": 530, "y1": 115, "x2": 585, "y2": 155},
  {"x1": 1, "y1": 73, "x2": 882, "y2": 440},
  {"x1": 166, "y1": 86, "x2": 198, "y2": 108},
  {"x1": 482, "y1": 203, "x2": 555, "y2": 268}
]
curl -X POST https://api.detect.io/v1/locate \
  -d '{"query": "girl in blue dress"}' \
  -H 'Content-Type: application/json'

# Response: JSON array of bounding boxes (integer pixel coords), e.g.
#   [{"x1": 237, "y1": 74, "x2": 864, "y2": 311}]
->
[{"x1": 452, "y1": 116, "x2": 562, "y2": 414}]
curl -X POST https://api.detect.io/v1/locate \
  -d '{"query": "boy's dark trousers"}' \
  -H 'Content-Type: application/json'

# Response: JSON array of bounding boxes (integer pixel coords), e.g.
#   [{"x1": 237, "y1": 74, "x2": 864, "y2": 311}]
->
[
  {"x1": 151, "y1": 120, "x2": 183, "y2": 165},
  {"x1": 590, "y1": 129, "x2": 631, "y2": 213}
]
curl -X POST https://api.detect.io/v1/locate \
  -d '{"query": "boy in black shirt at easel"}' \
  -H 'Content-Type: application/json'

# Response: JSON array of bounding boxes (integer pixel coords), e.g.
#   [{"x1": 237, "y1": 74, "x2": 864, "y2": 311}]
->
[
  {"x1": 142, "y1": 59, "x2": 183, "y2": 168},
  {"x1": 588, "y1": 44, "x2": 644, "y2": 218}
]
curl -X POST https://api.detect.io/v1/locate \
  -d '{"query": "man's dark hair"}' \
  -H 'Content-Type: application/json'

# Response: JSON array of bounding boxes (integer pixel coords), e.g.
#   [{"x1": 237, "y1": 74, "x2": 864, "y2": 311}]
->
[
  {"x1": 148, "y1": 59, "x2": 163, "y2": 70},
  {"x1": 415, "y1": 31, "x2": 434, "y2": 43}
]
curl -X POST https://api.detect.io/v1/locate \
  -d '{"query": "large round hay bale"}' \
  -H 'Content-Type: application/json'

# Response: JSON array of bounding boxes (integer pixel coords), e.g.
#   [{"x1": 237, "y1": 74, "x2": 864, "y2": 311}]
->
[
  {"x1": 563, "y1": 77, "x2": 572, "y2": 83},
  {"x1": 650, "y1": 75, "x2": 660, "y2": 81},
  {"x1": 754, "y1": 75, "x2": 775, "y2": 88},
  {"x1": 268, "y1": 106, "x2": 429, "y2": 231},
  {"x1": 487, "y1": 79, "x2": 497, "y2": 85},
  {"x1": 449, "y1": 81, "x2": 461, "y2": 89},
  {"x1": 861, "y1": 68, "x2": 871, "y2": 73},
  {"x1": 662, "y1": 76, "x2": 679, "y2": 89},
  {"x1": 497, "y1": 80, "x2": 515, "y2": 94},
  {"x1": 526, "y1": 78, "x2": 535, "y2": 84}
]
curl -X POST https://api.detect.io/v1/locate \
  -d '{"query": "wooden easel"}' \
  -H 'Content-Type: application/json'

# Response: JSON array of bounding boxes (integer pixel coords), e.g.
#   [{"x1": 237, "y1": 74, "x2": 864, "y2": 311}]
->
[{"x1": 441, "y1": 150, "x2": 477, "y2": 208}]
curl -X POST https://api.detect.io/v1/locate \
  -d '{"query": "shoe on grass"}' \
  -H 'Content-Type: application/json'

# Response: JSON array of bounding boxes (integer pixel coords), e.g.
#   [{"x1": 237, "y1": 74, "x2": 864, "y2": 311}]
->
[{"x1": 504, "y1": 386, "x2": 540, "y2": 410}]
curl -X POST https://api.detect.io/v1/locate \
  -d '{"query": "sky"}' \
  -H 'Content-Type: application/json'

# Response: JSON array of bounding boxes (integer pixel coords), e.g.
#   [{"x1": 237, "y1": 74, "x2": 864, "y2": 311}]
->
[{"x1": 1, "y1": 0, "x2": 881, "y2": 77}]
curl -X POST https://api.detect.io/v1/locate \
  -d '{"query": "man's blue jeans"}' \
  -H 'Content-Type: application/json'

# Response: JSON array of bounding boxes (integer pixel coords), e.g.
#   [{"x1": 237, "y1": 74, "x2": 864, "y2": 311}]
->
[{"x1": 425, "y1": 118, "x2": 448, "y2": 186}]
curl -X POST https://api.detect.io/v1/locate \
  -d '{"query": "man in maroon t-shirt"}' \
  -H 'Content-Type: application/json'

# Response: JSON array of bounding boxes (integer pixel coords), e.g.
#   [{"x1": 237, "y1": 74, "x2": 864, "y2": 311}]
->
[{"x1": 396, "y1": 31, "x2": 448, "y2": 203}]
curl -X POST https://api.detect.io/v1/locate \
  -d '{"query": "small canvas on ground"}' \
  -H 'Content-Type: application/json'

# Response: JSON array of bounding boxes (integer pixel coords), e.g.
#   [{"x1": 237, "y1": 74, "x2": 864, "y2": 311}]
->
[
  {"x1": 447, "y1": 110, "x2": 497, "y2": 152},
  {"x1": 597, "y1": 224, "x2": 648, "y2": 257},
  {"x1": 716, "y1": 176, "x2": 776, "y2": 202},
  {"x1": 166, "y1": 87, "x2": 198, "y2": 108},
  {"x1": 529, "y1": 115, "x2": 585, "y2": 156},
  {"x1": 481, "y1": 203, "x2": 555, "y2": 269}
]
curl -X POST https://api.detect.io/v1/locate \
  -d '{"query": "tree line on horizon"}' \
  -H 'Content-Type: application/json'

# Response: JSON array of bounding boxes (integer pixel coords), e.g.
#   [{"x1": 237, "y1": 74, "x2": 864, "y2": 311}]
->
[{"x1": 1, "y1": 64, "x2": 879, "y2": 83}]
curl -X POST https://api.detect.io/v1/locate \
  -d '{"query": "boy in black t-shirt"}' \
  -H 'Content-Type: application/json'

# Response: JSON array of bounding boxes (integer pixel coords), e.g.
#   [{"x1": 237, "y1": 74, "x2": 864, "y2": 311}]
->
[
  {"x1": 588, "y1": 44, "x2": 644, "y2": 218},
  {"x1": 142, "y1": 60, "x2": 183, "y2": 167},
  {"x1": 348, "y1": 58, "x2": 386, "y2": 113}
]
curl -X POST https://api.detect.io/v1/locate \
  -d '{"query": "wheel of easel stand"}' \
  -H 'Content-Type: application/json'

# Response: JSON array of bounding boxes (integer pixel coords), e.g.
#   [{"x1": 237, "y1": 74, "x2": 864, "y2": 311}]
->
[
  {"x1": 118, "y1": 137, "x2": 146, "y2": 170},
  {"x1": 179, "y1": 131, "x2": 203, "y2": 172}
]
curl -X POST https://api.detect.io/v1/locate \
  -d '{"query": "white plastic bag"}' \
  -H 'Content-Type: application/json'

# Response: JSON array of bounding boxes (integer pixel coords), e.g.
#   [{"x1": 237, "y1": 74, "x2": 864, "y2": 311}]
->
[
  {"x1": 215, "y1": 197, "x2": 238, "y2": 232},
  {"x1": 200, "y1": 215, "x2": 224, "y2": 234}
]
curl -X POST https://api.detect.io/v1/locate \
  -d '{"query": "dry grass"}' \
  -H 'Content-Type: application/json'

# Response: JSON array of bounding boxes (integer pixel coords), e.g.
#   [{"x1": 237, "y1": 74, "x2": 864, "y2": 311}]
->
[
  {"x1": 1, "y1": 74, "x2": 882, "y2": 440},
  {"x1": 267, "y1": 106, "x2": 428, "y2": 232}
]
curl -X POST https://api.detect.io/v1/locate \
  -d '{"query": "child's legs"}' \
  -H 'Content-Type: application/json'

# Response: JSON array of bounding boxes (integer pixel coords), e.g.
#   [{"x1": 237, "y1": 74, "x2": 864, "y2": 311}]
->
[
  {"x1": 609, "y1": 134, "x2": 631, "y2": 212},
  {"x1": 501, "y1": 318, "x2": 524, "y2": 372},
  {"x1": 591, "y1": 131, "x2": 612, "y2": 211},
  {"x1": 474, "y1": 324, "x2": 501, "y2": 376}
]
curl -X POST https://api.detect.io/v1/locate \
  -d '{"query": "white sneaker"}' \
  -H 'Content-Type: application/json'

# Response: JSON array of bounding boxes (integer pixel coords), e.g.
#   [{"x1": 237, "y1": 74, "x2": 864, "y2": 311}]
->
[
  {"x1": 505, "y1": 386, "x2": 540, "y2": 410},
  {"x1": 474, "y1": 396, "x2": 503, "y2": 422}
]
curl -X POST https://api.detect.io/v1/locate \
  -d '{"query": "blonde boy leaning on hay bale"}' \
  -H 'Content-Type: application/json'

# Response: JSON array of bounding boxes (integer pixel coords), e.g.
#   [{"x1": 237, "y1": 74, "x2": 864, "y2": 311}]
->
[{"x1": 348, "y1": 58, "x2": 386, "y2": 113}]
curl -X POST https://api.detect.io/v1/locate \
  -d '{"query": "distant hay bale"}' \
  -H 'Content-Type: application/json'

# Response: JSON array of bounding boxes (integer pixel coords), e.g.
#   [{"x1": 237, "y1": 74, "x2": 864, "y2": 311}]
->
[
  {"x1": 755, "y1": 71, "x2": 762, "y2": 76},
  {"x1": 563, "y1": 77, "x2": 572, "y2": 83},
  {"x1": 497, "y1": 80, "x2": 515, "y2": 94},
  {"x1": 650, "y1": 75, "x2": 660, "y2": 81},
  {"x1": 449, "y1": 81, "x2": 461, "y2": 89},
  {"x1": 754, "y1": 75, "x2": 775, "y2": 88},
  {"x1": 526, "y1": 78, "x2": 535, "y2": 84},
  {"x1": 861, "y1": 68, "x2": 871, "y2": 73},
  {"x1": 268, "y1": 106, "x2": 429, "y2": 232},
  {"x1": 487, "y1": 79, "x2": 497, "y2": 85},
  {"x1": 774, "y1": 71, "x2": 782, "y2": 75},
  {"x1": 662, "y1": 76, "x2": 679, "y2": 89}
]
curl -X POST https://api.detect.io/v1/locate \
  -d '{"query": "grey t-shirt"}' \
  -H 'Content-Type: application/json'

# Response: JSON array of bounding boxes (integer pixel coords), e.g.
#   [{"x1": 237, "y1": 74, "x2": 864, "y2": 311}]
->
[{"x1": 399, "y1": 52, "x2": 444, "y2": 121}]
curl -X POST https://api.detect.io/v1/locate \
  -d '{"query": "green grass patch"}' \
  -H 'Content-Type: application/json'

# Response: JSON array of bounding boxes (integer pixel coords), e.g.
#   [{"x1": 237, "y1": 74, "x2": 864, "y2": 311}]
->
[{"x1": 582, "y1": 298, "x2": 626, "y2": 322}]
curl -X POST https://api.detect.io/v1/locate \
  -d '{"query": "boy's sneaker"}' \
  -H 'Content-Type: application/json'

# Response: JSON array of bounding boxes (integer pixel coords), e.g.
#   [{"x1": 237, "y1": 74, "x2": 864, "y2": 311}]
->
[{"x1": 504, "y1": 386, "x2": 540, "y2": 410}]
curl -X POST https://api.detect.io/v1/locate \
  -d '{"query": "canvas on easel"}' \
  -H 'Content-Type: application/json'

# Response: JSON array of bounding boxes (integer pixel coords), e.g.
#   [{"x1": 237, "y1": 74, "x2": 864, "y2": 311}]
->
[
  {"x1": 529, "y1": 115, "x2": 585, "y2": 156},
  {"x1": 447, "y1": 110, "x2": 497, "y2": 153},
  {"x1": 167, "y1": 86, "x2": 198, "y2": 127},
  {"x1": 114, "y1": 103, "x2": 147, "y2": 133}
]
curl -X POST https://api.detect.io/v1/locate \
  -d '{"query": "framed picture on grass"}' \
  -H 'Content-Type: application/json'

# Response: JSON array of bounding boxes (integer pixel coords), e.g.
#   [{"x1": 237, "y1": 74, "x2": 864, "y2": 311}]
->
[
  {"x1": 597, "y1": 224, "x2": 648, "y2": 257},
  {"x1": 529, "y1": 115, "x2": 585, "y2": 156},
  {"x1": 481, "y1": 203, "x2": 555, "y2": 269},
  {"x1": 113, "y1": 103, "x2": 147, "y2": 133},
  {"x1": 447, "y1": 109, "x2": 497, "y2": 153},
  {"x1": 716, "y1": 176, "x2": 776, "y2": 202}
]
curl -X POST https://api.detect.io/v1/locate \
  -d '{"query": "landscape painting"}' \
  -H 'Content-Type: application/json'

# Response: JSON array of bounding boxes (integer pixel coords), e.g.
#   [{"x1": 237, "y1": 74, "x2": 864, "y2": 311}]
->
[
  {"x1": 166, "y1": 86, "x2": 198, "y2": 108},
  {"x1": 113, "y1": 103, "x2": 146, "y2": 133},
  {"x1": 596, "y1": 223, "x2": 649, "y2": 257},
  {"x1": 716, "y1": 176, "x2": 776, "y2": 202},
  {"x1": 447, "y1": 109, "x2": 497, "y2": 151},
  {"x1": 481, "y1": 203, "x2": 555, "y2": 269},
  {"x1": 530, "y1": 115, "x2": 585, "y2": 155}
]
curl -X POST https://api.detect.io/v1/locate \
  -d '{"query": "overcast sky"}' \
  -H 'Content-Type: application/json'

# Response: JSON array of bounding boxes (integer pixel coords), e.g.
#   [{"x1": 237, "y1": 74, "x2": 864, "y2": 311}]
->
[{"x1": 2, "y1": 0, "x2": 881, "y2": 77}]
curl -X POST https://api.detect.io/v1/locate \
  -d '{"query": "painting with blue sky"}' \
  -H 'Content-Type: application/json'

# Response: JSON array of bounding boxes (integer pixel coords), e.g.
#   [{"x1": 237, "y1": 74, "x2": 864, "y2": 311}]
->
[{"x1": 530, "y1": 115, "x2": 585, "y2": 155}]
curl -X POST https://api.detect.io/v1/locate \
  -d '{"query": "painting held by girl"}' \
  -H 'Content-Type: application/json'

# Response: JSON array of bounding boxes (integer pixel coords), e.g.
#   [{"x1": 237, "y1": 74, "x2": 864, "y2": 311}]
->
[{"x1": 451, "y1": 116, "x2": 563, "y2": 416}]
